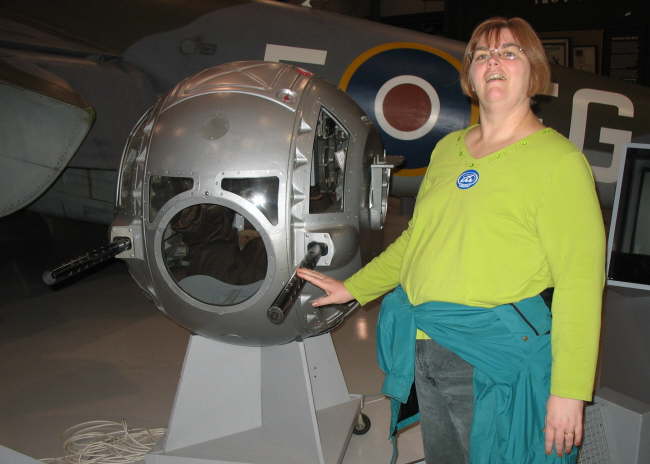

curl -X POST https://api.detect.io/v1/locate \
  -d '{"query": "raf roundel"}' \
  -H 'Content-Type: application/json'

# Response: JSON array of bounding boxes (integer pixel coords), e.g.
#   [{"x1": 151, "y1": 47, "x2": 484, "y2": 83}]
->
[
  {"x1": 339, "y1": 44, "x2": 473, "y2": 174},
  {"x1": 456, "y1": 169, "x2": 480, "y2": 190}
]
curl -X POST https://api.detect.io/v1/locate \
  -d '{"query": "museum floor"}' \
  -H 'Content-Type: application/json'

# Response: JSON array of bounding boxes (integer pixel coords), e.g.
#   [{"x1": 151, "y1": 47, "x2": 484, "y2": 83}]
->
[{"x1": 0, "y1": 200, "x2": 424, "y2": 463}]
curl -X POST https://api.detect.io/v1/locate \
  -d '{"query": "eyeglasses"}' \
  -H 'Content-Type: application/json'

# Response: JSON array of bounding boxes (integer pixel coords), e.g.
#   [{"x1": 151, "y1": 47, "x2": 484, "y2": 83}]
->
[{"x1": 469, "y1": 44, "x2": 526, "y2": 64}]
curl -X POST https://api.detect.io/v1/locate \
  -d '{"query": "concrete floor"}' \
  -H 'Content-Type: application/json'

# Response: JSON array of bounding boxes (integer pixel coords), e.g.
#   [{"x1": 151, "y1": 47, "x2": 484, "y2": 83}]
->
[{"x1": 0, "y1": 201, "x2": 424, "y2": 463}]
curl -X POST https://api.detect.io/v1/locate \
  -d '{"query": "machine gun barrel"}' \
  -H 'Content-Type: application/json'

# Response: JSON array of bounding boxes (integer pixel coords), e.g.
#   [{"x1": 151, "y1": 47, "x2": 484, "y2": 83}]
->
[
  {"x1": 42, "y1": 237, "x2": 132, "y2": 286},
  {"x1": 267, "y1": 242, "x2": 327, "y2": 324}
]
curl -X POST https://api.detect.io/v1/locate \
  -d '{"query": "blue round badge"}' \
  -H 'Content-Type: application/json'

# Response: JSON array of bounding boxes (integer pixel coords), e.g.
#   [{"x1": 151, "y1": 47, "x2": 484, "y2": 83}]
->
[{"x1": 456, "y1": 169, "x2": 479, "y2": 189}]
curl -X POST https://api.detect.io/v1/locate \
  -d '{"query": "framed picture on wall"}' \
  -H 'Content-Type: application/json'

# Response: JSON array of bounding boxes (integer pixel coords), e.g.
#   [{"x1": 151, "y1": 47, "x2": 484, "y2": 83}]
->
[
  {"x1": 573, "y1": 45, "x2": 597, "y2": 73},
  {"x1": 542, "y1": 38, "x2": 570, "y2": 66},
  {"x1": 608, "y1": 35, "x2": 640, "y2": 83}
]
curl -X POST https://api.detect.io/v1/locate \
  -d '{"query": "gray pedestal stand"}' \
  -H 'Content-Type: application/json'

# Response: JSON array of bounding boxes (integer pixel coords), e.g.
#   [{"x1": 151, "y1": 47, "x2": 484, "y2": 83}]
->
[
  {"x1": 0, "y1": 445, "x2": 44, "y2": 464},
  {"x1": 147, "y1": 333, "x2": 361, "y2": 464}
]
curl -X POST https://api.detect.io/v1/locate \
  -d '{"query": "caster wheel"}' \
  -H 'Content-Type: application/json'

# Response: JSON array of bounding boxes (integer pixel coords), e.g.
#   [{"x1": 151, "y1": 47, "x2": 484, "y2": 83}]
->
[{"x1": 353, "y1": 413, "x2": 371, "y2": 435}]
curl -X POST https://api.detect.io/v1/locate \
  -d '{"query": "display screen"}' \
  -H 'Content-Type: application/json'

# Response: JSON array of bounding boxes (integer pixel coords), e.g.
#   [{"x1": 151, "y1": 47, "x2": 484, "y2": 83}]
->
[{"x1": 608, "y1": 145, "x2": 650, "y2": 287}]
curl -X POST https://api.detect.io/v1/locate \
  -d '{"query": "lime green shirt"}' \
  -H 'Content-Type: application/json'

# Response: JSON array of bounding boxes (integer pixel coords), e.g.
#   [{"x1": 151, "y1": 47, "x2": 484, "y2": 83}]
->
[{"x1": 344, "y1": 126, "x2": 605, "y2": 401}]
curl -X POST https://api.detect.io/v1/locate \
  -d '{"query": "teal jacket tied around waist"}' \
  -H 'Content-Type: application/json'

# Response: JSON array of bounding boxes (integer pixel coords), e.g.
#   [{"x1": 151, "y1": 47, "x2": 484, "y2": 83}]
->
[{"x1": 377, "y1": 286, "x2": 578, "y2": 463}]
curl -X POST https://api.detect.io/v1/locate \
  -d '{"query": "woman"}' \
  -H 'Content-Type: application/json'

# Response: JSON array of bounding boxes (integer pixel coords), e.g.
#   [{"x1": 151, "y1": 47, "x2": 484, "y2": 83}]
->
[{"x1": 298, "y1": 17, "x2": 604, "y2": 464}]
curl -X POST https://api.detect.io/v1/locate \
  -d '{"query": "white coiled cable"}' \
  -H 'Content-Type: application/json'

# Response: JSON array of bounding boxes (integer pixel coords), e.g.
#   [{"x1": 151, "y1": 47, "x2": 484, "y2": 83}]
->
[{"x1": 41, "y1": 420, "x2": 166, "y2": 464}]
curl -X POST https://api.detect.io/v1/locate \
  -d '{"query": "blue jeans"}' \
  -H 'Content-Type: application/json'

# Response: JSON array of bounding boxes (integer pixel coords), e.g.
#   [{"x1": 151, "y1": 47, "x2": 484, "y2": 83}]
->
[{"x1": 415, "y1": 339, "x2": 474, "y2": 464}]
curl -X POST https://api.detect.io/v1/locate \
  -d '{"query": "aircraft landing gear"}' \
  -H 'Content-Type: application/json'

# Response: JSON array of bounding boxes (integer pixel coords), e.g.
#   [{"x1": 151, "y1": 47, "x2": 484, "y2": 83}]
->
[{"x1": 353, "y1": 412, "x2": 371, "y2": 435}]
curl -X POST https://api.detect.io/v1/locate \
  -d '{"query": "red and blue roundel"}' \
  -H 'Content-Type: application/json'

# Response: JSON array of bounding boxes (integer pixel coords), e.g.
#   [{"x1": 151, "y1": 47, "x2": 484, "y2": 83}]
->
[{"x1": 339, "y1": 43, "x2": 476, "y2": 176}]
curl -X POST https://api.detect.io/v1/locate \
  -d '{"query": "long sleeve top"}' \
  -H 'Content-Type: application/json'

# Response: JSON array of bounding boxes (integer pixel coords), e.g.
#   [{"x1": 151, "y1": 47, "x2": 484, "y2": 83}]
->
[{"x1": 344, "y1": 126, "x2": 605, "y2": 400}]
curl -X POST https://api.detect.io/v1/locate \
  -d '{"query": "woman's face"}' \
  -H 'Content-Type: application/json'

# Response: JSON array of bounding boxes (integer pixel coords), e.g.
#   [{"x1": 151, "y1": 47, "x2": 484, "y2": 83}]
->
[{"x1": 469, "y1": 28, "x2": 531, "y2": 109}]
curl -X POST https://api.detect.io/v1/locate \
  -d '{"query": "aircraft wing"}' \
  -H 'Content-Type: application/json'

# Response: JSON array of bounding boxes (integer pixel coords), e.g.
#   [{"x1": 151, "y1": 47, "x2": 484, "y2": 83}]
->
[
  {"x1": 0, "y1": 57, "x2": 93, "y2": 216},
  {"x1": 0, "y1": 16, "x2": 156, "y2": 220}
]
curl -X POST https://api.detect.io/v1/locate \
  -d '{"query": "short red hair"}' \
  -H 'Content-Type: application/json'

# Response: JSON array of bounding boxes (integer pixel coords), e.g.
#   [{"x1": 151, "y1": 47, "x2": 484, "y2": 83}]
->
[{"x1": 460, "y1": 17, "x2": 551, "y2": 102}]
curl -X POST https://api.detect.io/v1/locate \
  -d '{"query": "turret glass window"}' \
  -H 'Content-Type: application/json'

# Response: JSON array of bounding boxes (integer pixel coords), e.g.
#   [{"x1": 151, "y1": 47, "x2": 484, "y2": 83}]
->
[
  {"x1": 149, "y1": 175, "x2": 194, "y2": 222},
  {"x1": 162, "y1": 204, "x2": 268, "y2": 306},
  {"x1": 309, "y1": 108, "x2": 349, "y2": 214},
  {"x1": 221, "y1": 177, "x2": 279, "y2": 225}
]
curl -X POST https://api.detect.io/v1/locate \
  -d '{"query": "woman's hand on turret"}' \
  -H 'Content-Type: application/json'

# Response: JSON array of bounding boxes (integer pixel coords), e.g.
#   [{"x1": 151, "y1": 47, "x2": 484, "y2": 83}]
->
[{"x1": 296, "y1": 268, "x2": 354, "y2": 307}]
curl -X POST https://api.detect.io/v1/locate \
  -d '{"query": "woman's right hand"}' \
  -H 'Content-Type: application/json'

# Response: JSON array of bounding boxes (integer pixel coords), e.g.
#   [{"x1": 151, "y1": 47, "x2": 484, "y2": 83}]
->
[{"x1": 296, "y1": 268, "x2": 354, "y2": 307}]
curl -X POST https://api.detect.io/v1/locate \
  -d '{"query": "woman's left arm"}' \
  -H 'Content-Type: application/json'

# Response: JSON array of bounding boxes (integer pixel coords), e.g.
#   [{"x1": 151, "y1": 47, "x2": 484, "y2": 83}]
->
[
  {"x1": 536, "y1": 151, "x2": 606, "y2": 455},
  {"x1": 544, "y1": 395, "x2": 584, "y2": 456}
]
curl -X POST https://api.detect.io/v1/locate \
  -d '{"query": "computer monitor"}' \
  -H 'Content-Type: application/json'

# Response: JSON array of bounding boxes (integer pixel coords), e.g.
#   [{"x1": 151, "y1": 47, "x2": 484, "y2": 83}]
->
[{"x1": 607, "y1": 143, "x2": 650, "y2": 290}]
